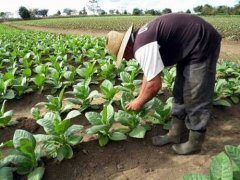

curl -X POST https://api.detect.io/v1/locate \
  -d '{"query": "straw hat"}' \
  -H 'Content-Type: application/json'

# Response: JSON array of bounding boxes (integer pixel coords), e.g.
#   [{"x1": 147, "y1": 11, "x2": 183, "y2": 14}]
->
[{"x1": 106, "y1": 25, "x2": 133, "y2": 68}]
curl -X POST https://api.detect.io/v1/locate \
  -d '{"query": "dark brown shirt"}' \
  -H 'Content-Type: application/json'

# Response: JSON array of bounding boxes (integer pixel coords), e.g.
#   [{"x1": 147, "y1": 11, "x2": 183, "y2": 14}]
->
[{"x1": 133, "y1": 13, "x2": 222, "y2": 67}]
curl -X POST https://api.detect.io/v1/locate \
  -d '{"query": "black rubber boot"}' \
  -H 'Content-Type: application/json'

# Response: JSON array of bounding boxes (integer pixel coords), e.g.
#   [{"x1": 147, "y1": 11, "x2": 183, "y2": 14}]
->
[
  {"x1": 152, "y1": 118, "x2": 185, "y2": 146},
  {"x1": 172, "y1": 130, "x2": 205, "y2": 155}
]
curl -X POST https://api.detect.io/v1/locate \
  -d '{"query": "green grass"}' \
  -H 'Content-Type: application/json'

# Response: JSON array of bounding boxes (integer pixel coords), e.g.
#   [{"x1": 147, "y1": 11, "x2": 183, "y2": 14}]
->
[{"x1": 10, "y1": 15, "x2": 240, "y2": 40}]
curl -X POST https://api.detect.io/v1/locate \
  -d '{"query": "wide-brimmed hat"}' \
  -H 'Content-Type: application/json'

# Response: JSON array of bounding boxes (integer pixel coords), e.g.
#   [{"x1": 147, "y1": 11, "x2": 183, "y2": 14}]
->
[{"x1": 106, "y1": 25, "x2": 133, "y2": 68}]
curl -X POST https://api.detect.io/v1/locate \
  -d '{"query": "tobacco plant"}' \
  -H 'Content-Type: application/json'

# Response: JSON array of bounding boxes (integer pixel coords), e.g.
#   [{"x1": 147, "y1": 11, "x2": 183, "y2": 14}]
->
[
  {"x1": 115, "y1": 92, "x2": 153, "y2": 138},
  {"x1": 147, "y1": 98, "x2": 172, "y2": 130},
  {"x1": 0, "y1": 130, "x2": 45, "y2": 180},
  {"x1": 0, "y1": 100, "x2": 13, "y2": 128},
  {"x1": 65, "y1": 79, "x2": 99, "y2": 112},
  {"x1": 86, "y1": 104, "x2": 127, "y2": 146},
  {"x1": 162, "y1": 67, "x2": 176, "y2": 91},
  {"x1": 99, "y1": 80, "x2": 119, "y2": 104},
  {"x1": 76, "y1": 61, "x2": 97, "y2": 82},
  {"x1": 35, "y1": 88, "x2": 65, "y2": 114},
  {"x1": 119, "y1": 71, "x2": 142, "y2": 96},
  {"x1": 35, "y1": 111, "x2": 82, "y2": 161},
  {"x1": 0, "y1": 76, "x2": 15, "y2": 101},
  {"x1": 184, "y1": 144, "x2": 240, "y2": 180}
]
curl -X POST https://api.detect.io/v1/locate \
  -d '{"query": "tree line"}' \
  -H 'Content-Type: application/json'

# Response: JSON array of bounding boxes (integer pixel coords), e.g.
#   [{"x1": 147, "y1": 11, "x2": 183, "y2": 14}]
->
[{"x1": 0, "y1": 1, "x2": 240, "y2": 20}]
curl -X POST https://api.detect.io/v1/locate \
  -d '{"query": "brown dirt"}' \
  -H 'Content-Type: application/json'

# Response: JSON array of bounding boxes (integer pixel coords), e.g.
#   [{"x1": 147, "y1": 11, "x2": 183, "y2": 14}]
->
[
  {"x1": 1, "y1": 91, "x2": 240, "y2": 180},
  {"x1": 4, "y1": 23, "x2": 240, "y2": 61},
  {"x1": 1, "y1": 23, "x2": 240, "y2": 180}
]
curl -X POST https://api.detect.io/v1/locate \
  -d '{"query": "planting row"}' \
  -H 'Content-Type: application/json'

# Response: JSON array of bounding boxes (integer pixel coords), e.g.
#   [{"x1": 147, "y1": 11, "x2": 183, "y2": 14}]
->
[
  {"x1": 10, "y1": 15, "x2": 240, "y2": 40},
  {"x1": 0, "y1": 24, "x2": 240, "y2": 179}
]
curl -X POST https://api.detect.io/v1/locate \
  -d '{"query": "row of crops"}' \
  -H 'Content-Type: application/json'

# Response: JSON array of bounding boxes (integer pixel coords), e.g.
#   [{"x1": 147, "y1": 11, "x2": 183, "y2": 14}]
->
[
  {"x1": 10, "y1": 15, "x2": 240, "y2": 40},
  {"x1": 0, "y1": 24, "x2": 240, "y2": 179}
]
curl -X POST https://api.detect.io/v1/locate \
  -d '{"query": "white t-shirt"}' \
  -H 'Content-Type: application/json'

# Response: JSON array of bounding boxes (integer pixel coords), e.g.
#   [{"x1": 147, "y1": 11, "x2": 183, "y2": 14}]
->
[{"x1": 134, "y1": 41, "x2": 164, "y2": 81}]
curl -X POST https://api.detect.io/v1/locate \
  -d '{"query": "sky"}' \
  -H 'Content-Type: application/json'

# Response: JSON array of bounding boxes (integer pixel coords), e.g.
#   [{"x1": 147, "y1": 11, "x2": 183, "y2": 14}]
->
[{"x1": 0, "y1": 0, "x2": 239, "y2": 17}]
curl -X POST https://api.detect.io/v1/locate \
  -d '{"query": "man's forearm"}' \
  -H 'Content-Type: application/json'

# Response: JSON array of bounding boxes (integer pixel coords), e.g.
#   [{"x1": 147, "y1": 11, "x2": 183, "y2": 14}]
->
[
  {"x1": 139, "y1": 76, "x2": 147, "y2": 97},
  {"x1": 136, "y1": 76, "x2": 162, "y2": 106}
]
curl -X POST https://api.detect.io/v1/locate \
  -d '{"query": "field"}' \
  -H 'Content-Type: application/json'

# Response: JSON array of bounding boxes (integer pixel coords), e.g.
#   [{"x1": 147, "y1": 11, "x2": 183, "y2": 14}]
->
[
  {"x1": 0, "y1": 15, "x2": 240, "y2": 180},
  {"x1": 9, "y1": 15, "x2": 240, "y2": 40}
]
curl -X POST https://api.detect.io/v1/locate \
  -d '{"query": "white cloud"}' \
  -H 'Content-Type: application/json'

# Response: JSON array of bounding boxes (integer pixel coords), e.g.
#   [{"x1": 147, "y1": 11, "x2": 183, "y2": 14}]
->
[{"x1": 0, "y1": 0, "x2": 238, "y2": 16}]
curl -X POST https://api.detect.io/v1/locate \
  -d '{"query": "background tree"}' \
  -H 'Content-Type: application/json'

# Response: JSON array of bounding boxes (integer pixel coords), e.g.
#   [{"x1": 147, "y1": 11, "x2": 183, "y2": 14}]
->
[
  {"x1": 145, "y1": 9, "x2": 156, "y2": 15},
  {"x1": 193, "y1": 5, "x2": 203, "y2": 14},
  {"x1": 201, "y1": 4, "x2": 215, "y2": 15},
  {"x1": 162, "y1": 8, "x2": 172, "y2": 14},
  {"x1": 132, "y1": 8, "x2": 143, "y2": 15},
  {"x1": 82, "y1": 7, "x2": 87, "y2": 15},
  {"x1": 19, "y1": 6, "x2": 31, "y2": 19},
  {"x1": 186, "y1": 9, "x2": 191, "y2": 14},
  {"x1": 37, "y1": 9, "x2": 48, "y2": 17},
  {"x1": 87, "y1": 0, "x2": 101, "y2": 15},
  {"x1": 99, "y1": 9, "x2": 106, "y2": 15},
  {"x1": 63, "y1": 8, "x2": 74, "y2": 15},
  {"x1": 109, "y1": 9, "x2": 114, "y2": 15},
  {"x1": 123, "y1": 10, "x2": 128, "y2": 15},
  {"x1": 116, "y1": 10, "x2": 120, "y2": 15},
  {"x1": 0, "y1": 12, "x2": 12, "y2": 19},
  {"x1": 233, "y1": 1, "x2": 240, "y2": 15},
  {"x1": 57, "y1": 10, "x2": 61, "y2": 16}
]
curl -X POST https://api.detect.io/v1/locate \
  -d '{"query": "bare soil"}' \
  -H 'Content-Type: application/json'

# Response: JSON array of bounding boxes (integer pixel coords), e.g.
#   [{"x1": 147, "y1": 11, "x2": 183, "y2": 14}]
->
[
  {"x1": 1, "y1": 24, "x2": 240, "y2": 180},
  {"x1": 1, "y1": 91, "x2": 240, "y2": 180}
]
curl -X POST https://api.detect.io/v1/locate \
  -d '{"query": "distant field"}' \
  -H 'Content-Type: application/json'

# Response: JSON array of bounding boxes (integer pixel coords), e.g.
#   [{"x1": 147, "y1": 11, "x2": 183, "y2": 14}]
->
[{"x1": 11, "y1": 15, "x2": 240, "y2": 40}]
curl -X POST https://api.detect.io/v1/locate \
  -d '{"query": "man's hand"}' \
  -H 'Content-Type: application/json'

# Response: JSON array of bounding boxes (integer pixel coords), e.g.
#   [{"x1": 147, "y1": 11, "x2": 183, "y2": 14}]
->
[
  {"x1": 126, "y1": 98, "x2": 143, "y2": 111},
  {"x1": 126, "y1": 75, "x2": 162, "y2": 112}
]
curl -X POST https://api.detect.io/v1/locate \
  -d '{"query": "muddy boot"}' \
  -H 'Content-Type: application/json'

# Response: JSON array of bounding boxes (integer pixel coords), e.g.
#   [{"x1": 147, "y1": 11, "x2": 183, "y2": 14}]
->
[
  {"x1": 172, "y1": 130, "x2": 205, "y2": 155},
  {"x1": 152, "y1": 118, "x2": 185, "y2": 146}
]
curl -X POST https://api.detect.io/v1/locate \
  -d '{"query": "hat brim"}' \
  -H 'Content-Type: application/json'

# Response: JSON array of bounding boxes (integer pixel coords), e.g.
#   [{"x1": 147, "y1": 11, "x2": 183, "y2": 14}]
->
[{"x1": 116, "y1": 25, "x2": 133, "y2": 68}]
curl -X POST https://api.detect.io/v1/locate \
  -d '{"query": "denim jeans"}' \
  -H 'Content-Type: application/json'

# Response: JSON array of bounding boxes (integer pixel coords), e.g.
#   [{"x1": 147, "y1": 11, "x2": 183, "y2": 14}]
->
[{"x1": 171, "y1": 43, "x2": 221, "y2": 131}]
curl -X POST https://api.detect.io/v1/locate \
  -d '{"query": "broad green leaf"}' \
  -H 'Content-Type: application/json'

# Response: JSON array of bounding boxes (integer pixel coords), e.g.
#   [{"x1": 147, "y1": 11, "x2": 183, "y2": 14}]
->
[
  {"x1": 225, "y1": 145, "x2": 240, "y2": 168},
  {"x1": 65, "y1": 110, "x2": 81, "y2": 120},
  {"x1": 3, "y1": 90, "x2": 15, "y2": 100},
  {"x1": 120, "y1": 72, "x2": 131, "y2": 83},
  {"x1": 37, "y1": 119, "x2": 55, "y2": 134},
  {"x1": 19, "y1": 139, "x2": 35, "y2": 158},
  {"x1": 27, "y1": 167, "x2": 45, "y2": 180},
  {"x1": 0, "y1": 167, "x2": 13, "y2": 180},
  {"x1": 32, "y1": 74, "x2": 45, "y2": 88},
  {"x1": 23, "y1": 68, "x2": 32, "y2": 77},
  {"x1": 129, "y1": 126, "x2": 147, "y2": 138},
  {"x1": 109, "y1": 132, "x2": 127, "y2": 141},
  {"x1": 183, "y1": 173, "x2": 210, "y2": 180},
  {"x1": 57, "y1": 144, "x2": 73, "y2": 161},
  {"x1": 31, "y1": 108, "x2": 41, "y2": 120},
  {"x1": 213, "y1": 99, "x2": 231, "y2": 107},
  {"x1": 55, "y1": 119, "x2": 71, "y2": 134},
  {"x1": 101, "y1": 80, "x2": 113, "y2": 91},
  {"x1": 115, "y1": 110, "x2": 133, "y2": 127},
  {"x1": 0, "y1": 140, "x2": 13, "y2": 148},
  {"x1": 2, "y1": 154, "x2": 33, "y2": 174},
  {"x1": 99, "y1": 134, "x2": 109, "y2": 147},
  {"x1": 85, "y1": 112, "x2": 102, "y2": 125},
  {"x1": 210, "y1": 152, "x2": 233, "y2": 180},
  {"x1": 121, "y1": 92, "x2": 134, "y2": 110},
  {"x1": 107, "y1": 104, "x2": 114, "y2": 121},
  {"x1": 86, "y1": 125, "x2": 109, "y2": 135},
  {"x1": 33, "y1": 134, "x2": 58, "y2": 143},
  {"x1": 87, "y1": 90, "x2": 99, "y2": 99},
  {"x1": 13, "y1": 130, "x2": 36, "y2": 150},
  {"x1": 230, "y1": 96, "x2": 239, "y2": 104},
  {"x1": 64, "y1": 125, "x2": 83, "y2": 138},
  {"x1": 66, "y1": 136, "x2": 83, "y2": 146}
]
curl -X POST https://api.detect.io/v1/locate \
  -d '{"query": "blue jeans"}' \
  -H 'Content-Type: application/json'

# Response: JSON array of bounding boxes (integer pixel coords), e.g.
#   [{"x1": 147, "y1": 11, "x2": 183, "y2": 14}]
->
[{"x1": 171, "y1": 43, "x2": 221, "y2": 131}]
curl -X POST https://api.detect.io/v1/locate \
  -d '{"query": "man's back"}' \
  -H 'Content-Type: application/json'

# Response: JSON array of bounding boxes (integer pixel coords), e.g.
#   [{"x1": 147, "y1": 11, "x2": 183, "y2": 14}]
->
[{"x1": 134, "y1": 13, "x2": 222, "y2": 66}]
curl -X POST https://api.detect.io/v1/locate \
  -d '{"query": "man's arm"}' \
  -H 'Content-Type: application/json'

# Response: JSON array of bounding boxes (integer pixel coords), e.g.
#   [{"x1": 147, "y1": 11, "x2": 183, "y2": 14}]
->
[{"x1": 126, "y1": 74, "x2": 162, "y2": 111}]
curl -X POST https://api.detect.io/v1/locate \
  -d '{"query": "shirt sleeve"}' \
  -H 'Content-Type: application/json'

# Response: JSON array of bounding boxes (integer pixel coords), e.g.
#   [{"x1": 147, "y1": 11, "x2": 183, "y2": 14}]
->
[{"x1": 134, "y1": 41, "x2": 164, "y2": 81}]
